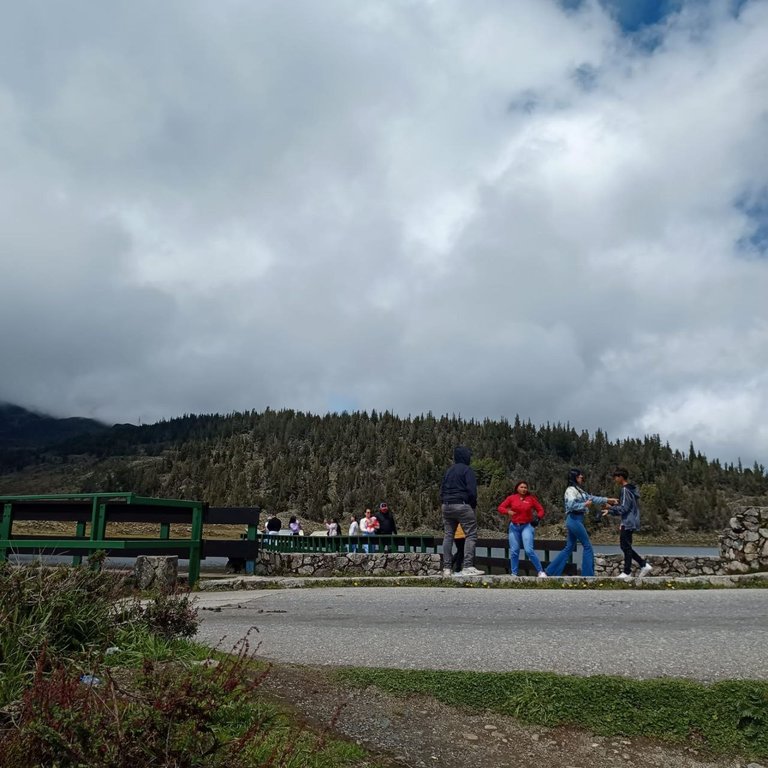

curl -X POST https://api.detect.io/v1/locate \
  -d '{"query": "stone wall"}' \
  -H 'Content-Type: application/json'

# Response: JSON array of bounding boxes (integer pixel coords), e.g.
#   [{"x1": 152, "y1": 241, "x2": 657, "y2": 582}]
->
[
  {"x1": 595, "y1": 506, "x2": 768, "y2": 577},
  {"x1": 719, "y1": 506, "x2": 768, "y2": 574},
  {"x1": 594, "y1": 554, "x2": 724, "y2": 578},
  {"x1": 250, "y1": 507, "x2": 768, "y2": 579},
  {"x1": 255, "y1": 551, "x2": 442, "y2": 577}
]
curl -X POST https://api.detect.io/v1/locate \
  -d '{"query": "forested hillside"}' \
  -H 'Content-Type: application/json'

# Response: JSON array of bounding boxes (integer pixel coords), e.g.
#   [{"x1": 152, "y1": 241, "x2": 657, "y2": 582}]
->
[{"x1": 0, "y1": 408, "x2": 765, "y2": 534}]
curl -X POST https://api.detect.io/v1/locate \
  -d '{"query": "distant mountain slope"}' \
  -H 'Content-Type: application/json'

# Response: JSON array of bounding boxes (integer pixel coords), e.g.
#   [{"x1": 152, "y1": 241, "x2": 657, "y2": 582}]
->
[
  {"x1": 0, "y1": 403, "x2": 109, "y2": 448},
  {"x1": 0, "y1": 406, "x2": 765, "y2": 534}
]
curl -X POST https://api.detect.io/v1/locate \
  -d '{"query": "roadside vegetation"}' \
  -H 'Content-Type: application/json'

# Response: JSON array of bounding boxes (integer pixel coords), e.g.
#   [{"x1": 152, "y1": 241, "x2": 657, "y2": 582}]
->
[
  {"x1": 283, "y1": 574, "x2": 768, "y2": 590},
  {"x1": 0, "y1": 563, "x2": 373, "y2": 768},
  {"x1": 337, "y1": 667, "x2": 768, "y2": 760}
]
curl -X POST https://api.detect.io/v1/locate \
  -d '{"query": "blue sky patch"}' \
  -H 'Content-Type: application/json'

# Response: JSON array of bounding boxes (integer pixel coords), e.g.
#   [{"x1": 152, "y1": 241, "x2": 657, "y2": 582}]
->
[
  {"x1": 736, "y1": 188, "x2": 768, "y2": 256},
  {"x1": 557, "y1": 0, "x2": 750, "y2": 33}
]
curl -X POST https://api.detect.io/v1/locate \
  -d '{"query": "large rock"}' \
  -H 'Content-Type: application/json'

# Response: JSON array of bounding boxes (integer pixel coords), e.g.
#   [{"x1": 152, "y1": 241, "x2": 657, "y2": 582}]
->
[{"x1": 134, "y1": 556, "x2": 178, "y2": 592}]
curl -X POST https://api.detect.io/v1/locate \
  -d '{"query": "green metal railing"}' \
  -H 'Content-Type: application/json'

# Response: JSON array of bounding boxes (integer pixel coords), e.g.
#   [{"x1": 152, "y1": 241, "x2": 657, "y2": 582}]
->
[
  {"x1": 260, "y1": 533, "x2": 438, "y2": 555},
  {"x1": 0, "y1": 493, "x2": 206, "y2": 585}
]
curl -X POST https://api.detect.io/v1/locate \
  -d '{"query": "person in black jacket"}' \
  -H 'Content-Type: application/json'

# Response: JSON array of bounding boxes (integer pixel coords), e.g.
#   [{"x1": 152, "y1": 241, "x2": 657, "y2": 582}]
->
[
  {"x1": 440, "y1": 445, "x2": 483, "y2": 577},
  {"x1": 375, "y1": 502, "x2": 397, "y2": 535},
  {"x1": 375, "y1": 502, "x2": 397, "y2": 552}
]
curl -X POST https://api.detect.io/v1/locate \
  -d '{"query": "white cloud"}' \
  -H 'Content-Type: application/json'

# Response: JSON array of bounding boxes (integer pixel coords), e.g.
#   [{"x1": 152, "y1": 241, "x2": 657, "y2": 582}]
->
[{"x1": 0, "y1": 0, "x2": 767, "y2": 463}]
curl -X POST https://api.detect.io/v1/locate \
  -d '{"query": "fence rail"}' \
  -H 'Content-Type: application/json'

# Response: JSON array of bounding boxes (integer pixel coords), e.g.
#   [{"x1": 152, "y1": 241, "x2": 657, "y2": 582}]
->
[{"x1": 0, "y1": 494, "x2": 261, "y2": 585}]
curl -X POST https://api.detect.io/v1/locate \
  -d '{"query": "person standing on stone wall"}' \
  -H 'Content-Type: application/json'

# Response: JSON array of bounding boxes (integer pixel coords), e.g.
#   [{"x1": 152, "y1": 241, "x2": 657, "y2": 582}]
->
[
  {"x1": 440, "y1": 445, "x2": 483, "y2": 577},
  {"x1": 602, "y1": 467, "x2": 653, "y2": 580}
]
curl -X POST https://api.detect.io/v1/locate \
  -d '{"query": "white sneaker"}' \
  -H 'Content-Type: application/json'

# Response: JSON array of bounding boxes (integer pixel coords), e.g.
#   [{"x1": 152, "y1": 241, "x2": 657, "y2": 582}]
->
[
  {"x1": 442, "y1": 568, "x2": 452, "y2": 577},
  {"x1": 617, "y1": 572, "x2": 632, "y2": 580},
  {"x1": 537, "y1": 571, "x2": 548, "y2": 579},
  {"x1": 639, "y1": 563, "x2": 653, "y2": 577},
  {"x1": 459, "y1": 566, "x2": 485, "y2": 577}
]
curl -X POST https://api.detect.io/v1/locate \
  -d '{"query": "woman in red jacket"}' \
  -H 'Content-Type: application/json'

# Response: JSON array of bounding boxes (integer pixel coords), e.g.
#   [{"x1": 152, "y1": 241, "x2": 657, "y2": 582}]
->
[{"x1": 498, "y1": 481, "x2": 547, "y2": 577}]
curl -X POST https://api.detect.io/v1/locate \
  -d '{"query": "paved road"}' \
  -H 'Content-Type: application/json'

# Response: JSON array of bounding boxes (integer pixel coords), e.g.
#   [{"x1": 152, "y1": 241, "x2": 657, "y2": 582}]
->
[{"x1": 195, "y1": 587, "x2": 768, "y2": 681}]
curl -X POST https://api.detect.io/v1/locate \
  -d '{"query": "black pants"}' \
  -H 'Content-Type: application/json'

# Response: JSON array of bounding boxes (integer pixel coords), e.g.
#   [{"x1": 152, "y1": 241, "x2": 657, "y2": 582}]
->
[
  {"x1": 451, "y1": 538, "x2": 465, "y2": 572},
  {"x1": 620, "y1": 529, "x2": 645, "y2": 574}
]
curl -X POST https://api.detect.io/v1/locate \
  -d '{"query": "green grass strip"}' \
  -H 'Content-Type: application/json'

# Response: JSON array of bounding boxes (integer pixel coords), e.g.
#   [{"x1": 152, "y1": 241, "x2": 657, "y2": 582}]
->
[
  {"x1": 336, "y1": 668, "x2": 768, "y2": 758},
  {"x1": 259, "y1": 575, "x2": 768, "y2": 590}
]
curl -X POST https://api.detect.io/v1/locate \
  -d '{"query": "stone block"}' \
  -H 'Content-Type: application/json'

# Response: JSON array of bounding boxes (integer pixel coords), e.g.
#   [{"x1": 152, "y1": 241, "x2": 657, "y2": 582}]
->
[{"x1": 134, "y1": 556, "x2": 178, "y2": 592}]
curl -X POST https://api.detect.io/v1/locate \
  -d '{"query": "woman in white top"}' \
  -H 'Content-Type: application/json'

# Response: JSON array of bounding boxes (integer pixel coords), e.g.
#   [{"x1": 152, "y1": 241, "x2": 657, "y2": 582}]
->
[{"x1": 348, "y1": 514, "x2": 360, "y2": 552}]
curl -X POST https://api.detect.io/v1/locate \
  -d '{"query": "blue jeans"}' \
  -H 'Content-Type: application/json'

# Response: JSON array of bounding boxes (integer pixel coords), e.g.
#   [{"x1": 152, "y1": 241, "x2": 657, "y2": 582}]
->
[
  {"x1": 546, "y1": 514, "x2": 594, "y2": 577},
  {"x1": 508, "y1": 523, "x2": 543, "y2": 575}
]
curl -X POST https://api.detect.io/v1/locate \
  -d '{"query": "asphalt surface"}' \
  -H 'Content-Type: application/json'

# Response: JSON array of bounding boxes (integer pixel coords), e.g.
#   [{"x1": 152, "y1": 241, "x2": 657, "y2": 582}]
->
[{"x1": 194, "y1": 586, "x2": 768, "y2": 681}]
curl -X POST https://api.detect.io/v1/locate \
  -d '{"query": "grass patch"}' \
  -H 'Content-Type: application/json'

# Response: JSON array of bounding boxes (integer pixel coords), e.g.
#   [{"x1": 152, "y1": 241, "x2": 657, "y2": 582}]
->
[
  {"x1": 282, "y1": 574, "x2": 768, "y2": 590},
  {"x1": 336, "y1": 667, "x2": 768, "y2": 759}
]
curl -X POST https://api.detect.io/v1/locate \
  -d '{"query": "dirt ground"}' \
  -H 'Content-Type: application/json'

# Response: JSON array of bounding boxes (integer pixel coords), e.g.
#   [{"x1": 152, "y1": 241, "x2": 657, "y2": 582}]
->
[
  {"x1": 1, "y1": 652, "x2": 753, "y2": 768},
  {"x1": 255, "y1": 664, "x2": 757, "y2": 768}
]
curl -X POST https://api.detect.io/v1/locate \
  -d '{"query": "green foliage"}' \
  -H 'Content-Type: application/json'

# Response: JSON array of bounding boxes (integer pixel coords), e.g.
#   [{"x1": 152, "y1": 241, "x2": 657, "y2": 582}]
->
[
  {"x1": 0, "y1": 564, "x2": 371, "y2": 768},
  {"x1": 126, "y1": 590, "x2": 199, "y2": 640},
  {"x1": 1, "y1": 656, "x2": 368, "y2": 768},
  {"x1": 0, "y1": 564, "x2": 125, "y2": 706},
  {"x1": 337, "y1": 668, "x2": 768, "y2": 758}
]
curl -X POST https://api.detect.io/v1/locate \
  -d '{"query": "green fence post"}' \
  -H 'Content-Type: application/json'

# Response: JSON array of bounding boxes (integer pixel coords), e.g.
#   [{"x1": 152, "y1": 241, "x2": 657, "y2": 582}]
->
[
  {"x1": 87, "y1": 499, "x2": 107, "y2": 569},
  {"x1": 245, "y1": 520, "x2": 258, "y2": 575},
  {"x1": 72, "y1": 520, "x2": 87, "y2": 566},
  {"x1": 0, "y1": 503, "x2": 13, "y2": 563},
  {"x1": 187, "y1": 502, "x2": 203, "y2": 587}
]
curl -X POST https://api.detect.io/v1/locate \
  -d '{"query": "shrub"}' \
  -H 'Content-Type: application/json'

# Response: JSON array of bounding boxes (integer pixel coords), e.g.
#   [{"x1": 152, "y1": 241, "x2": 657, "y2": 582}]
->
[
  {"x1": 0, "y1": 652, "x2": 273, "y2": 768},
  {"x1": 0, "y1": 564, "x2": 126, "y2": 706}
]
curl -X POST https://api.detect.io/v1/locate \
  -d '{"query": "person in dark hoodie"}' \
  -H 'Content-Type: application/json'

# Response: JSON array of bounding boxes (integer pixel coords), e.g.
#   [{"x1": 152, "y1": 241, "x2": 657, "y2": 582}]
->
[
  {"x1": 439, "y1": 446, "x2": 483, "y2": 577},
  {"x1": 602, "y1": 467, "x2": 653, "y2": 580}
]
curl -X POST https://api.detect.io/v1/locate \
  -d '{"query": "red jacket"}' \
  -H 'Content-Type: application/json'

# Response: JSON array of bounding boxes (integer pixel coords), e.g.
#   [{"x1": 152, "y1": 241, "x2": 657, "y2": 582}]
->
[{"x1": 498, "y1": 493, "x2": 545, "y2": 525}]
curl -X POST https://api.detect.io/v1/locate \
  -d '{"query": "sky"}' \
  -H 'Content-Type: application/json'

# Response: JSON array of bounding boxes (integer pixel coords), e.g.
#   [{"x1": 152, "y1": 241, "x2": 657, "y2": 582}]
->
[{"x1": 1, "y1": 0, "x2": 767, "y2": 465}]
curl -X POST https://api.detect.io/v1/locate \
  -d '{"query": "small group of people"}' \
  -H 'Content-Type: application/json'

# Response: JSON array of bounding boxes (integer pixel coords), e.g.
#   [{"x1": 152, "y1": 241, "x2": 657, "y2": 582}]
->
[
  {"x1": 543, "y1": 466, "x2": 652, "y2": 579},
  {"x1": 347, "y1": 503, "x2": 397, "y2": 552},
  {"x1": 264, "y1": 504, "x2": 398, "y2": 555},
  {"x1": 263, "y1": 514, "x2": 304, "y2": 535},
  {"x1": 440, "y1": 444, "x2": 653, "y2": 578}
]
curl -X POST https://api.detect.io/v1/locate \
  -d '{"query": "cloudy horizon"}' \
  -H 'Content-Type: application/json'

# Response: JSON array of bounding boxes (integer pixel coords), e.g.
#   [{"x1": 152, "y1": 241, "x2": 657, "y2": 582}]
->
[{"x1": 1, "y1": 0, "x2": 767, "y2": 466}]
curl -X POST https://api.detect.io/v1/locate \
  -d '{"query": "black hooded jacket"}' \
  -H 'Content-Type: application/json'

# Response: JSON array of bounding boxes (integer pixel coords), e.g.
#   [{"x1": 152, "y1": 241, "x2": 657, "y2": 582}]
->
[{"x1": 439, "y1": 446, "x2": 478, "y2": 509}]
